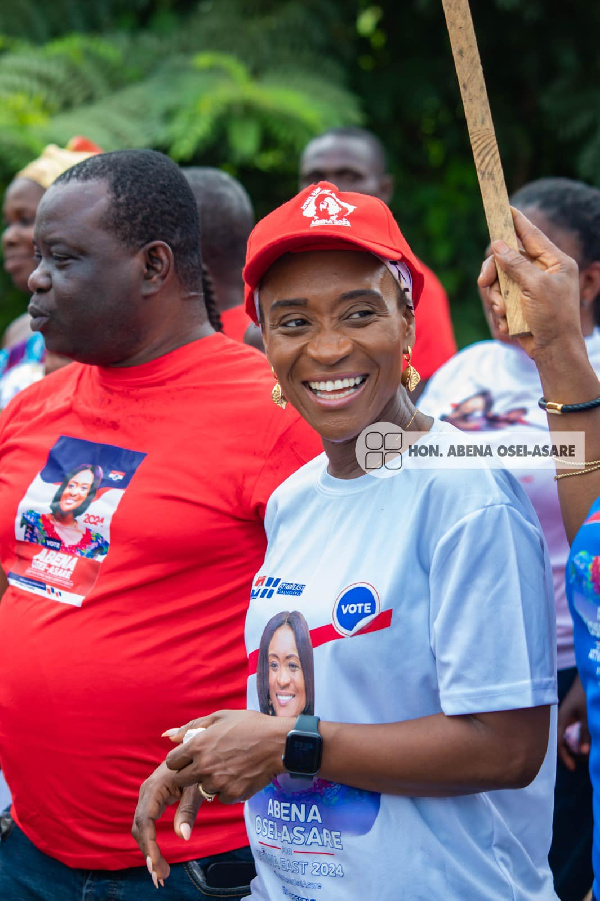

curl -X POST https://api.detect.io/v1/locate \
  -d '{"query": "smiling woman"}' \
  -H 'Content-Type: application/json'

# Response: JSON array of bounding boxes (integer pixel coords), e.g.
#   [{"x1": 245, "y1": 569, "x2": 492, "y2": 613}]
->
[
  {"x1": 20, "y1": 462, "x2": 108, "y2": 559},
  {"x1": 133, "y1": 183, "x2": 561, "y2": 900},
  {"x1": 256, "y1": 610, "x2": 314, "y2": 719}
]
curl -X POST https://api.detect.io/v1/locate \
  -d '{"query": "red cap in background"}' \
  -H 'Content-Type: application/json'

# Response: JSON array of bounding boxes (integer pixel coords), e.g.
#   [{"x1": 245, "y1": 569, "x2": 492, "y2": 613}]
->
[{"x1": 243, "y1": 182, "x2": 424, "y2": 323}]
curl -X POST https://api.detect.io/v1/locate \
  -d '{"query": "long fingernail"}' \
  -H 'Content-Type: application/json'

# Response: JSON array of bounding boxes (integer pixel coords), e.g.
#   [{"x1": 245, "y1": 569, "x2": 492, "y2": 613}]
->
[
  {"x1": 161, "y1": 728, "x2": 179, "y2": 737},
  {"x1": 180, "y1": 823, "x2": 191, "y2": 841},
  {"x1": 146, "y1": 856, "x2": 153, "y2": 875},
  {"x1": 152, "y1": 870, "x2": 159, "y2": 889}
]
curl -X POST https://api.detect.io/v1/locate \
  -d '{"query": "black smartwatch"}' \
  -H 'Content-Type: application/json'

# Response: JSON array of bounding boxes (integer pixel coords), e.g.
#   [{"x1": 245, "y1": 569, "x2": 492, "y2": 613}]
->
[{"x1": 282, "y1": 714, "x2": 322, "y2": 777}]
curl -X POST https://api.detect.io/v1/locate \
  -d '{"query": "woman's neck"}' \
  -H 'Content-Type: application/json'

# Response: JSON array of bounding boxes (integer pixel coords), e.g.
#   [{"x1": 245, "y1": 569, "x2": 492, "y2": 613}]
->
[
  {"x1": 52, "y1": 511, "x2": 77, "y2": 528},
  {"x1": 322, "y1": 393, "x2": 432, "y2": 480}
]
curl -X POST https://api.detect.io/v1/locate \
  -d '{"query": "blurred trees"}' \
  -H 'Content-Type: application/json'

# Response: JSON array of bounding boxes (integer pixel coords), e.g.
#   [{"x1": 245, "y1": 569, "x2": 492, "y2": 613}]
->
[
  {"x1": 1, "y1": 0, "x2": 599, "y2": 346},
  {"x1": 351, "y1": 0, "x2": 600, "y2": 344}
]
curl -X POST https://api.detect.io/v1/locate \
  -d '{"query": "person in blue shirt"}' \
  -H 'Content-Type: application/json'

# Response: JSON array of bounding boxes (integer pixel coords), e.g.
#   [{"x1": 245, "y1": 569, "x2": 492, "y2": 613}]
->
[{"x1": 481, "y1": 206, "x2": 600, "y2": 900}]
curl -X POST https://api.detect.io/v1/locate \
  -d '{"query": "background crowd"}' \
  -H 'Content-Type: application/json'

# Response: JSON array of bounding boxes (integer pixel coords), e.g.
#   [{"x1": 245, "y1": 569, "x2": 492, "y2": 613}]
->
[
  {"x1": 2, "y1": 0, "x2": 600, "y2": 347},
  {"x1": 1, "y1": 2, "x2": 600, "y2": 901}
]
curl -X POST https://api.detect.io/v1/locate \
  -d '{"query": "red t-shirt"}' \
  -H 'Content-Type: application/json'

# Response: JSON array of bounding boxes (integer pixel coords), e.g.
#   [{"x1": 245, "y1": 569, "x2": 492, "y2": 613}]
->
[
  {"x1": 0, "y1": 334, "x2": 322, "y2": 869},
  {"x1": 412, "y1": 263, "x2": 457, "y2": 380},
  {"x1": 221, "y1": 304, "x2": 253, "y2": 343}
]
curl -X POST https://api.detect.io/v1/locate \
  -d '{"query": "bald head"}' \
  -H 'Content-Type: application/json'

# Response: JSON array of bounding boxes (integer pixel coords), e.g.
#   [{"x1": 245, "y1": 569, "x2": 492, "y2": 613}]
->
[{"x1": 299, "y1": 127, "x2": 393, "y2": 202}]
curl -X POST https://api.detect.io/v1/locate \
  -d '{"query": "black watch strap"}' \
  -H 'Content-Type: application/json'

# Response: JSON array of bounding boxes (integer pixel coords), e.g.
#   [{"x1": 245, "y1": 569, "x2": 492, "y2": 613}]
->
[{"x1": 295, "y1": 714, "x2": 320, "y2": 732}]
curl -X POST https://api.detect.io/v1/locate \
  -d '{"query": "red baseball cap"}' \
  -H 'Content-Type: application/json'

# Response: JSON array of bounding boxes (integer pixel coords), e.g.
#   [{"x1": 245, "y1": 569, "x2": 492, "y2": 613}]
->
[{"x1": 243, "y1": 182, "x2": 424, "y2": 323}]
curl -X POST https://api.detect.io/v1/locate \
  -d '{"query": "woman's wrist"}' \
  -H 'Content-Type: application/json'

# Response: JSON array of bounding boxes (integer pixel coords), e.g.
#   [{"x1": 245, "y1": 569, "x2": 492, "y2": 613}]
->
[
  {"x1": 266, "y1": 715, "x2": 291, "y2": 777},
  {"x1": 533, "y1": 338, "x2": 600, "y2": 405}
]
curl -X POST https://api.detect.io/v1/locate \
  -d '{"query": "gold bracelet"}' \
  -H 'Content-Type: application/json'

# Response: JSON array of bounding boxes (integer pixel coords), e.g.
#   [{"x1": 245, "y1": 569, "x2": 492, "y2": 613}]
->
[
  {"x1": 554, "y1": 462, "x2": 600, "y2": 480},
  {"x1": 552, "y1": 457, "x2": 600, "y2": 467}
]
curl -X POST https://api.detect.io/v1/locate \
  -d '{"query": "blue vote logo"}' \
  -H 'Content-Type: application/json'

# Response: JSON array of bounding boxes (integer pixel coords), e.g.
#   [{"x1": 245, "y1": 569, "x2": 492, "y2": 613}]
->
[{"x1": 333, "y1": 583, "x2": 380, "y2": 636}]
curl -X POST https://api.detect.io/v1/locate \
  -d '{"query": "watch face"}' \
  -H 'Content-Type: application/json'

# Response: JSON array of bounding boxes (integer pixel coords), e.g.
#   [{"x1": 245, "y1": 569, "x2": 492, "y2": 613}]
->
[{"x1": 286, "y1": 732, "x2": 322, "y2": 775}]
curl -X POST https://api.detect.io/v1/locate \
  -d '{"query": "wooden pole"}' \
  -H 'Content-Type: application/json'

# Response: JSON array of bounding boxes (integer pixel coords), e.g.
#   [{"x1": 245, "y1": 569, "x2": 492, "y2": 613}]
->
[{"x1": 441, "y1": 0, "x2": 529, "y2": 336}]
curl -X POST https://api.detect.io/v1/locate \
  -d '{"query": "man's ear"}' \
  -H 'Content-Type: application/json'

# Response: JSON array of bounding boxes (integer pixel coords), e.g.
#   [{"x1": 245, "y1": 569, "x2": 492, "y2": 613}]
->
[
  {"x1": 140, "y1": 241, "x2": 174, "y2": 296},
  {"x1": 580, "y1": 261, "x2": 600, "y2": 333},
  {"x1": 378, "y1": 174, "x2": 394, "y2": 205},
  {"x1": 580, "y1": 261, "x2": 600, "y2": 307}
]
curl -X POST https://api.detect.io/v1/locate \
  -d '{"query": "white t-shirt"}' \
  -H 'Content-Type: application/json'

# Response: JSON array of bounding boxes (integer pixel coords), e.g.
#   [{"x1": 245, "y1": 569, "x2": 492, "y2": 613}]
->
[
  {"x1": 244, "y1": 421, "x2": 558, "y2": 901},
  {"x1": 420, "y1": 330, "x2": 600, "y2": 670}
]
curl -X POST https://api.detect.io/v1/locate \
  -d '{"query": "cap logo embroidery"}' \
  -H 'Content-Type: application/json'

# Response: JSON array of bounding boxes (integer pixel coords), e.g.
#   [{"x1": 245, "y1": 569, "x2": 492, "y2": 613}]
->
[{"x1": 302, "y1": 186, "x2": 356, "y2": 228}]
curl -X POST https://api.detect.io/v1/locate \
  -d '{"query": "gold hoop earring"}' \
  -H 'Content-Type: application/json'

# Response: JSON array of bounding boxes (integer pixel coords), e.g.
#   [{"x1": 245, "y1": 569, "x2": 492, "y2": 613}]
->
[
  {"x1": 271, "y1": 367, "x2": 288, "y2": 409},
  {"x1": 401, "y1": 346, "x2": 421, "y2": 392}
]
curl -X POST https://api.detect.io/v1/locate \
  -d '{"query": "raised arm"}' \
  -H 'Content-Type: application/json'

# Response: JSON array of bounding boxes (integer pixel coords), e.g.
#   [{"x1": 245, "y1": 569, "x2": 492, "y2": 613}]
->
[{"x1": 479, "y1": 207, "x2": 600, "y2": 541}]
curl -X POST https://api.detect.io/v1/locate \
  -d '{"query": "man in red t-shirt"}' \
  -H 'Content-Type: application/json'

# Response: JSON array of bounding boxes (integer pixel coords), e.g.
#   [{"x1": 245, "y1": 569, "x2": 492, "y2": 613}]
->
[
  {"x1": 0, "y1": 150, "x2": 321, "y2": 899},
  {"x1": 299, "y1": 127, "x2": 457, "y2": 391}
]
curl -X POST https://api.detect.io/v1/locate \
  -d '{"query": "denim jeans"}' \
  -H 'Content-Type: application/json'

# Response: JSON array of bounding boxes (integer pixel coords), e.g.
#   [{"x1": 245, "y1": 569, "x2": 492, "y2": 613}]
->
[{"x1": 0, "y1": 817, "x2": 255, "y2": 900}]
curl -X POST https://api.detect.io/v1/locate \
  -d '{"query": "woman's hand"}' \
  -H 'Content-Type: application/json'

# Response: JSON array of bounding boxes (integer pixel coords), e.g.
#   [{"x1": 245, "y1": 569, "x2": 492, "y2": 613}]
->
[
  {"x1": 132, "y1": 710, "x2": 287, "y2": 886},
  {"x1": 132, "y1": 761, "x2": 202, "y2": 887},
  {"x1": 164, "y1": 709, "x2": 287, "y2": 804},
  {"x1": 478, "y1": 207, "x2": 582, "y2": 359}
]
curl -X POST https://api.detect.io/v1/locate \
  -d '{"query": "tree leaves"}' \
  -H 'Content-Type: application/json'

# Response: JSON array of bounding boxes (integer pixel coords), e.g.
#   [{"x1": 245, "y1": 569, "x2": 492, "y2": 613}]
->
[{"x1": 0, "y1": 6, "x2": 361, "y2": 176}]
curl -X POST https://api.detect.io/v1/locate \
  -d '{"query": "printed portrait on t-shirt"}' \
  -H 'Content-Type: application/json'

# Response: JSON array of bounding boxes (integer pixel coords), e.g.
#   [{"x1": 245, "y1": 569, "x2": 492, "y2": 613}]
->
[
  {"x1": 257, "y1": 610, "x2": 315, "y2": 719},
  {"x1": 9, "y1": 435, "x2": 146, "y2": 606},
  {"x1": 20, "y1": 463, "x2": 108, "y2": 560},
  {"x1": 441, "y1": 390, "x2": 527, "y2": 431},
  {"x1": 248, "y1": 605, "x2": 381, "y2": 881}
]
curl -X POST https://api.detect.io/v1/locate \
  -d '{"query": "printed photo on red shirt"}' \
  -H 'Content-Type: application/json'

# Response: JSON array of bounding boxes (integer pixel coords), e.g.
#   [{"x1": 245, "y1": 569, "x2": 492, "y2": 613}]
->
[{"x1": 9, "y1": 434, "x2": 146, "y2": 606}]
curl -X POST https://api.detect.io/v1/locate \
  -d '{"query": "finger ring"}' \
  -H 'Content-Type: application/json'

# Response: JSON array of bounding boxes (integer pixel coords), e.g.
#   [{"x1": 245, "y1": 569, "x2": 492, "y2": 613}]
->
[{"x1": 198, "y1": 782, "x2": 217, "y2": 802}]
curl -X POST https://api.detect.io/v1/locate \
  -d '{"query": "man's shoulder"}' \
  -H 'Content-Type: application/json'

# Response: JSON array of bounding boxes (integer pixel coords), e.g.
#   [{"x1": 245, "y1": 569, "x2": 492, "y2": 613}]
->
[
  {"x1": 198, "y1": 333, "x2": 273, "y2": 388},
  {"x1": 199, "y1": 337, "x2": 320, "y2": 454}
]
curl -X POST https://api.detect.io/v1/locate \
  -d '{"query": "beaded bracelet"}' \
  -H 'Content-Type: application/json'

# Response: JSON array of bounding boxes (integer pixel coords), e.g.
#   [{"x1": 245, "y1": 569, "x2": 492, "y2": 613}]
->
[{"x1": 539, "y1": 395, "x2": 600, "y2": 414}]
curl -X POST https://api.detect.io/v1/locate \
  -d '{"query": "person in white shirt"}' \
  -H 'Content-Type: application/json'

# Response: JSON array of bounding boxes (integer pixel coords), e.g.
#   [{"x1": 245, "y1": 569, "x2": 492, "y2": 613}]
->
[
  {"x1": 421, "y1": 177, "x2": 600, "y2": 901},
  {"x1": 133, "y1": 182, "x2": 559, "y2": 900}
]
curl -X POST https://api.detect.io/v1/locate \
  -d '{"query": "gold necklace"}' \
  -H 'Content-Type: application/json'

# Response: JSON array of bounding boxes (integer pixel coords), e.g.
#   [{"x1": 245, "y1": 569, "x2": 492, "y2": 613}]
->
[{"x1": 404, "y1": 408, "x2": 418, "y2": 430}]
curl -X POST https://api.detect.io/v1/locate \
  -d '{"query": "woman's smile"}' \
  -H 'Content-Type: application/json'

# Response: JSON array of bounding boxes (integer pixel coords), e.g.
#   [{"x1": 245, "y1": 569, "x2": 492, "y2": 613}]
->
[{"x1": 303, "y1": 373, "x2": 369, "y2": 405}]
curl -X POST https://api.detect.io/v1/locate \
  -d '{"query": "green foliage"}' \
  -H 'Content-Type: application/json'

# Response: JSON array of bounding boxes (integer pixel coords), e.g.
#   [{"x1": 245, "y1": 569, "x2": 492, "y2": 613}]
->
[
  {"x1": 1, "y1": 0, "x2": 600, "y2": 348},
  {"x1": 349, "y1": 0, "x2": 600, "y2": 347},
  {"x1": 0, "y1": 4, "x2": 361, "y2": 179},
  {"x1": 0, "y1": 1, "x2": 362, "y2": 334}
]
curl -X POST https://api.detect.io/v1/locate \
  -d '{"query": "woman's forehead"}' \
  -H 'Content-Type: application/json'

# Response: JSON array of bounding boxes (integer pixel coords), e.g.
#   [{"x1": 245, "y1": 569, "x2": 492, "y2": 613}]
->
[
  {"x1": 261, "y1": 249, "x2": 390, "y2": 296},
  {"x1": 70, "y1": 470, "x2": 94, "y2": 482},
  {"x1": 3, "y1": 177, "x2": 45, "y2": 210}
]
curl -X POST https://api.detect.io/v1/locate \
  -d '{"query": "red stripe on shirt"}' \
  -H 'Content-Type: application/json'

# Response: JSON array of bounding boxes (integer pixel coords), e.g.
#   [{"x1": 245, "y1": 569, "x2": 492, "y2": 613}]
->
[{"x1": 247, "y1": 608, "x2": 392, "y2": 675}]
